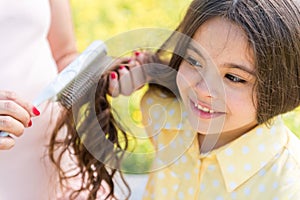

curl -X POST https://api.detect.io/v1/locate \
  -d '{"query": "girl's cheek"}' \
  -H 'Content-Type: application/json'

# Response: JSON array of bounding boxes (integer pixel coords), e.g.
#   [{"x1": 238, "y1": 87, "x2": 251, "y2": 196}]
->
[{"x1": 178, "y1": 64, "x2": 197, "y2": 79}]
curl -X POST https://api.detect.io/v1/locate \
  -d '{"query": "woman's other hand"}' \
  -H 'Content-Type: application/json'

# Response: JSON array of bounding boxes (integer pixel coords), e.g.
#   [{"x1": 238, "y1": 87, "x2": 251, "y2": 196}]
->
[
  {"x1": 108, "y1": 51, "x2": 149, "y2": 97},
  {"x1": 0, "y1": 91, "x2": 40, "y2": 150}
]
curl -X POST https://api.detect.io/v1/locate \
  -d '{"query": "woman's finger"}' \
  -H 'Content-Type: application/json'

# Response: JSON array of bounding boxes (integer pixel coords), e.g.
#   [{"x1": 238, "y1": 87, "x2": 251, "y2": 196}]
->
[
  {"x1": 129, "y1": 61, "x2": 147, "y2": 90},
  {"x1": 109, "y1": 57, "x2": 131, "y2": 71},
  {"x1": 0, "y1": 115, "x2": 27, "y2": 137},
  {"x1": 133, "y1": 51, "x2": 152, "y2": 81},
  {"x1": 108, "y1": 71, "x2": 120, "y2": 97},
  {"x1": 0, "y1": 90, "x2": 40, "y2": 117},
  {"x1": 118, "y1": 65, "x2": 134, "y2": 96},
  {"x1": 0, "y1": 136, "x2": 15, "y2": 150},
  {"x1": 0, "y1": 100, "x2": 32, "y2": 128},
  {"x1": 134, "y1": 51, "x2": 146, "y2": 63}
]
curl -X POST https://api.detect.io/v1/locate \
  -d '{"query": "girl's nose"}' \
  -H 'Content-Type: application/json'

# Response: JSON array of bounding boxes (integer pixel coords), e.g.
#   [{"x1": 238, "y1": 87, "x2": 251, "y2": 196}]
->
[{"x1": 195, "y1": 73, "x2": 219, "y2": 99}]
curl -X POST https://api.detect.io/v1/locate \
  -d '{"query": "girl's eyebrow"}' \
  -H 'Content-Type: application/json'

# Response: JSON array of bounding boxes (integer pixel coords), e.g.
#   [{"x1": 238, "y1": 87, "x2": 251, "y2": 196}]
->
[
  {"x1": 187, "y1": 43, "x2": 206, "y2": 59},
  {"x1": 188, "y1": 43, "x2": 255, "y2": 76},
  {"x1": 225, "y1": 63, "x2": 256, "y2": 76}
]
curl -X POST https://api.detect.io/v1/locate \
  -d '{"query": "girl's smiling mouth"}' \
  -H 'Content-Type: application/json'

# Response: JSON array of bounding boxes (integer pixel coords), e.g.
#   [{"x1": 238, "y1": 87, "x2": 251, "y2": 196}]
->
[{"x1": 189, "y1": 99, "x2": 225, "y2": 119}]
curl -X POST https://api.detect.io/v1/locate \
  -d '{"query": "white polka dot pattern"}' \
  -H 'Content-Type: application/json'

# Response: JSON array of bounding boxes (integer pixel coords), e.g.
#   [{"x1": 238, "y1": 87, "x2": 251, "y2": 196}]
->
[{"x1": 141, "y1": 91, "x2": 300, "y2": 199}]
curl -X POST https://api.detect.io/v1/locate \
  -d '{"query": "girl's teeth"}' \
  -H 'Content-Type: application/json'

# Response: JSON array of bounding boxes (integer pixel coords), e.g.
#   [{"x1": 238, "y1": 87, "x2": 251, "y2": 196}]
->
[{"x1": 194, "y1": 103, "x2": 215, "y2": 113}]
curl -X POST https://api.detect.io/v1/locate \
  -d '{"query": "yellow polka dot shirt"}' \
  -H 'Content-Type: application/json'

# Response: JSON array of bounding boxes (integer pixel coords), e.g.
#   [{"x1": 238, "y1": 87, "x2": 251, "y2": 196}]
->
[{"x1": 140, "y1": 89, "x2": 300, "y2": 200}]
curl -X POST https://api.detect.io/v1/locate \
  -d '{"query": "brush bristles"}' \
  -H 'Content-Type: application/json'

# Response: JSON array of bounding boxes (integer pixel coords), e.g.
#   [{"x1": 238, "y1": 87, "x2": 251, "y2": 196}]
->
[
  {"x1": 58, "y1": 72, "x2": 93, "y2": 110},
  {"x1": 57, "y1": 56, "x2": 112, "y2": 110}
]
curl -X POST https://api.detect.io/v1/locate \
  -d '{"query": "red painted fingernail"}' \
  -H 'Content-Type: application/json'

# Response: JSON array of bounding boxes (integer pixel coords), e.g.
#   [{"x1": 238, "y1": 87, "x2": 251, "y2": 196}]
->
[
  {"x1": 128, "y1": 59, "x2": 135, "y2": 64},
  {"x1": 119, "y1": 65, "x2": 125, "y2": 70},
  {"x1": 32, "y1": 107, "x2": 40, "y2": 116},
  {"x1": 110, "y1": 72, "x2": 116, "y2": 79},
  {"x1": 134, "y1": 51, "x2": 140, "y2": 56},
  {"x1": 28, "y1": 120, "x2": 32, "y2": 127}
]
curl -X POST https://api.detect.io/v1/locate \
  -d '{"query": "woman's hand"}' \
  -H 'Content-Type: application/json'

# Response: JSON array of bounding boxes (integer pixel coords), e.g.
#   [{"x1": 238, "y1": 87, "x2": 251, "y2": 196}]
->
[
  {"x1": 108, "y1": 51, "x2": 150, "y2": 97},
  {"x1": 0, "y1": 91, "x2": 40, "y2": 150}
]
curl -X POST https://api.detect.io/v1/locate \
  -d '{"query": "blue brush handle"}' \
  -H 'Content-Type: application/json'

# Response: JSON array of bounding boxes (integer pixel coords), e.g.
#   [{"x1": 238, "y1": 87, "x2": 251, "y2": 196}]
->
[{"x1": 0, "y1": 131, "x2": 9, "y2": 137}]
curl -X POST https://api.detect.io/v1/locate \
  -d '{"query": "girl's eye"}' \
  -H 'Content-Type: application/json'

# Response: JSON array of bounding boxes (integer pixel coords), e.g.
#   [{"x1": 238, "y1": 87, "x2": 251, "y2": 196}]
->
[
  {"x1": 185, "y1": 56, "x2": 202, "y2": 68},
  {"x1": 225, "y1": 74, "x2": 246, "y2": 83}
]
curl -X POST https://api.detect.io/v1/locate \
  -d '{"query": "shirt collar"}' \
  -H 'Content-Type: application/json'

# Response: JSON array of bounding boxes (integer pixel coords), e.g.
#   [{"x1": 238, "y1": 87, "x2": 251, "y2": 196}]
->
[
  {"x1": 150, "y1": 93, "x2": 288, "y2": 191},
  {"x1": 215, "y1": 117, "x2": 288, "y2": 192}
]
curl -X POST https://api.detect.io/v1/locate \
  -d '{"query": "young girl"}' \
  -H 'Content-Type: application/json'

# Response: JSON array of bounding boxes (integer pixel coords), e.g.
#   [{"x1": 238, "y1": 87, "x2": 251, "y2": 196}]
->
[{"x1": 50, "y1": 0, "x2": 300, "y2": 199}]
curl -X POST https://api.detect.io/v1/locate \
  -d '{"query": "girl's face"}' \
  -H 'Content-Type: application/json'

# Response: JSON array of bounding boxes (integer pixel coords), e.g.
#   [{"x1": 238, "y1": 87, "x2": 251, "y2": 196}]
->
[{"x1": 177, "y1": 17, "x2": 258, "y2": 139}]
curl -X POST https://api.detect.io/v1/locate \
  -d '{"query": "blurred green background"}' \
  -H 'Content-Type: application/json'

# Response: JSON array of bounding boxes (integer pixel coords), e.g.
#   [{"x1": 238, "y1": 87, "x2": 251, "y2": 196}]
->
[
  {"x1": 70, "y1": 0, "x2": 300, "y2": 174},
  {"x1": 71, "y1": 0, "x2": 192, "y2": 50}
]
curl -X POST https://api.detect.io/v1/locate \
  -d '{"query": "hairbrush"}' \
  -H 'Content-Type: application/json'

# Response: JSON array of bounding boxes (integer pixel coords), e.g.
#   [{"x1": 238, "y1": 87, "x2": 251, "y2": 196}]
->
[{"x1": 0, "y1": 40, "x2": 112, "y2": 137}]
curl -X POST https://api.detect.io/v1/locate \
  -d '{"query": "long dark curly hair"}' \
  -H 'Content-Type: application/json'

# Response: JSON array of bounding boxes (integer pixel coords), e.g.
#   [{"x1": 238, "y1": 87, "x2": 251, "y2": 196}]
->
[
  {"x1": 48, "y1": 0, "x2": 300, "y2": 199},
  {"x1": 48, "y1": 66, "x2": 132, "y2": 199}
]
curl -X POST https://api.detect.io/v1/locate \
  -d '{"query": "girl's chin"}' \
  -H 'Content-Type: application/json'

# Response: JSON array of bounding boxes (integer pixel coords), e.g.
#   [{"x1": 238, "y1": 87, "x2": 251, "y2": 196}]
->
[
  {"x1": 196, "y1": 130, "x2": 223, "y2": 135},
  {"x1": 188, "y1": 116, "x2": 226, "y2": 135},
  {"x1": 191, "y1": 125, "x2": 224, "y2": 135}
]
